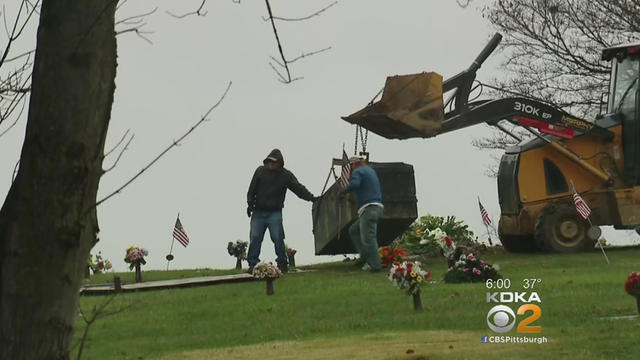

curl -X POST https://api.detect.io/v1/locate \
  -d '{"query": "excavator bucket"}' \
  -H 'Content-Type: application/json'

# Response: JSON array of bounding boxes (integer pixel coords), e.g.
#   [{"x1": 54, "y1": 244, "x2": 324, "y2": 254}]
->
[{"x1": 342, "y1": 72, "x2": 445, "y2": 139}]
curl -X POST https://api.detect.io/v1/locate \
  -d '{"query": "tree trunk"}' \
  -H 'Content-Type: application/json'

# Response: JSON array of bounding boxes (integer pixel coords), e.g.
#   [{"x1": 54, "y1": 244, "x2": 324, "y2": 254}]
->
[{"x1": 0, "y1": 1, "x2": 117, "y2": 359}]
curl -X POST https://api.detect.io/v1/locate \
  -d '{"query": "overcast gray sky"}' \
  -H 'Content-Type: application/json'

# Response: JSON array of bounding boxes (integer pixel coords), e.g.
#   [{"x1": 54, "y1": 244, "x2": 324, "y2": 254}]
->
[{"x1": 0, "y1": 0, "x2": 636, "y2": 271}]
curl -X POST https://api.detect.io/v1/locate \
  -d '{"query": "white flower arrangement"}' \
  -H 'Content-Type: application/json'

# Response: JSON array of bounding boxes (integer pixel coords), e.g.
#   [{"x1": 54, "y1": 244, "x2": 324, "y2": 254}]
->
[
  {"x1": 252, "y1": 262, "x2": 282, "y2": 279},
  {"x1": 418, "y1": 228, "x2": 447, "y2": 245},
  {"x1": 422, "y1": 228, "x2": 456, "y2": 257}
]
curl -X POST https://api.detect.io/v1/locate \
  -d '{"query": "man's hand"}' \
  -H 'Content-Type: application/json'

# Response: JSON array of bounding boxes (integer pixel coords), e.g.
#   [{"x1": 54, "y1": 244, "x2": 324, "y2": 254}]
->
[{"x1": 246, "y1": 206, "x2": 253, "y2": 218}]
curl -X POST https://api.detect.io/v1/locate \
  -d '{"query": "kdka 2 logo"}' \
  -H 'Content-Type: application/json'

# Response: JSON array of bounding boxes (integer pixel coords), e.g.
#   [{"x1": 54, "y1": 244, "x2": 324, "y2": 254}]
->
[{"x1": 486, "y1": 292, "x2": 542, "y2": 333}]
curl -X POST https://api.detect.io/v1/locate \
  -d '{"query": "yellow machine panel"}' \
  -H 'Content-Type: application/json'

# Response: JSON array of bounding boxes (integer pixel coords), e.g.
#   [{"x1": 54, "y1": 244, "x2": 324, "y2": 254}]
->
[{"x1": 518, "y1": 125, "x2": 624, "y2": 204}]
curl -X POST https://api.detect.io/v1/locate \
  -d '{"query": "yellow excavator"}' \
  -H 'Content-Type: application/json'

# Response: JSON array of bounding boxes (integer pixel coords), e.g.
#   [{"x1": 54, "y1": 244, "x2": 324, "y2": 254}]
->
[{"x1": 342, "y1": 33, "x2": 640, "y2": 253}]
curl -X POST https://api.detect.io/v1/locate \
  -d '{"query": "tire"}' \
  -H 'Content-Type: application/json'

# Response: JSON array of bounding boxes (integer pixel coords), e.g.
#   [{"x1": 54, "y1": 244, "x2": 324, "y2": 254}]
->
[
  {"x1": 534, "y1": 210, "x2": 551, "y2": 252},
  {"x1": 498, "y1": 220, "x2": 537, "y2": 253},
  {"x1": 534, "y1": 203, "x2": 589, "y2": 253}
]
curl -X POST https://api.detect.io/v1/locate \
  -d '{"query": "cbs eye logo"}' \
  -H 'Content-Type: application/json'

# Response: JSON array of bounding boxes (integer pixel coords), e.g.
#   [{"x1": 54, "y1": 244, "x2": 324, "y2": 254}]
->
[{"x1": 487, "y1": 304, "x2": 541, "y2": 333}]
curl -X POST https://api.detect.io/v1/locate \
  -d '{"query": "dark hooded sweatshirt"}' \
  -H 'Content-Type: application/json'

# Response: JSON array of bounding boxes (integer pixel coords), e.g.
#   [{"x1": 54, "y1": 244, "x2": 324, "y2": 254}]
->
[{"x1": 247, "y1": 149, "x2": 314, "y2": 211}]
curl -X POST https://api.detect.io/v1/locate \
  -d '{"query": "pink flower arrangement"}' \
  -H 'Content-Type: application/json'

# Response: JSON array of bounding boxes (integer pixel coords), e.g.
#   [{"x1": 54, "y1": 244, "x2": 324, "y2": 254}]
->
[
  {"x1": 124, "y1": 246, "x2": 148, "y2": 270},
  {"x1": 444, "y1": 252, "x2": 501, "y2": 283},
  {"x1": 88, "y1": 252, "x2": 112, "y2": 275}
]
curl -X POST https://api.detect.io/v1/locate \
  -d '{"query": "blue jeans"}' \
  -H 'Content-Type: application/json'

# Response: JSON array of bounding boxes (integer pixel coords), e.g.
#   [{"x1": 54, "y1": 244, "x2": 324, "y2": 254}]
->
[
  {"x1": 348, "y1": 205, "x2": 383, "y2": 270},
  {"x1": 248, "y1": 210, "x2": 286, "y2": 268}
]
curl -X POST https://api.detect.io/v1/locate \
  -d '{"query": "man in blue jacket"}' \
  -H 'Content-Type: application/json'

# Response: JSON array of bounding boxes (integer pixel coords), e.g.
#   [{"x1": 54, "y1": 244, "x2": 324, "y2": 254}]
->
[
  {"x1": 246, "y1": 149, "x2": 317, "y2": 273},
  {"x1": 342, "y1": 157, "x2": 383, "y2": 271}
]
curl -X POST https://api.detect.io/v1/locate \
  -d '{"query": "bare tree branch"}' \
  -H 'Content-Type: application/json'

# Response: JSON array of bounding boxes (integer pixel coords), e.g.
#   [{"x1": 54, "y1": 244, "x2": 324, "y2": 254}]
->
[
  {"x1": 115, "y1": 26, "x2": 154, "y2": 44},
  {"x1": 94, "y1": 81, "x2": 232, "y2": 208},
  {"x1": 483, "y1": 0, "x2": 638, "y2": 118},
  {"x1": 287, "y1": 46, "x2": 332, "y2": 64},
  {"x1": 104, "y1": 129, "x2": 131, "y2": 157},
  {"x1": 0, "y1": 1, "x2": 40, "y2": 131},
  {"x1": 264, "y1": 0, "x2": 292, "y2": 83},
  {"x1": 263, "y1": 0, "x2": 333, "y2": 84},
  {"x1": 103, "y1": 133, "x2": 134, "y2": 173},
  {"x1": 473, "y1": 0, "x2": 640, "y2": 176},
  {"x1": 262, "y1": 1, "x2": 337, "y2": 22},
  {"x1": 116, "y1": 7, "x2": 157, "y2": 26},
  {"x1": 0, "y1": 89, "x2": 28, "y2": 138},
  {"x1": 3, "y1": 49, "x2": 34, "y2": 64},
  {"x1": 0, "y1": 1, "x2": 40, "y2": 69},
  {"x1": 74, "y1": 295, "x2": 134, "y2": 360},
  {"x1": 268, "y1": 61, "x2": 293, "y2": 83},
  {"x1": 169, "y1": 0, "x2": 332, "y2": 83},
  {"x1": 166, "y1": 0, "x2": 208, "y2": 19},
  {"x1": 115, "y1": 6, "x2": 157, "y2": 44}
]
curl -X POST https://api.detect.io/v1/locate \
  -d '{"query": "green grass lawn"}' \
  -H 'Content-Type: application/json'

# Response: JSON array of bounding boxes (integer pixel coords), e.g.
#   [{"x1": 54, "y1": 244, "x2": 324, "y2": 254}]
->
[{"x1": 74, "y1": 248, "x2": 640, "y2": 359}]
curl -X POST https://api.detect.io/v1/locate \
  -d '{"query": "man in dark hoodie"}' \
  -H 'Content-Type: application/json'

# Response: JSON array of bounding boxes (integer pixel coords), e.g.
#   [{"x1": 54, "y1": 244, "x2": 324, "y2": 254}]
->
[{"x1": 246, "y1": 149, "x2": 317, "y2": 273}]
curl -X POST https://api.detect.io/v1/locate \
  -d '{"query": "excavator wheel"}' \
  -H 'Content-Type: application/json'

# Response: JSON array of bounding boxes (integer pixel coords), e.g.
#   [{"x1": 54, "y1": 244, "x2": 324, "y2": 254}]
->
[
  {"x1": 534, "y1": 203, "x2": 589, "y2": 253},
  {"x1": 497, "y1": 220, "x2": 537, "y2": 252}
]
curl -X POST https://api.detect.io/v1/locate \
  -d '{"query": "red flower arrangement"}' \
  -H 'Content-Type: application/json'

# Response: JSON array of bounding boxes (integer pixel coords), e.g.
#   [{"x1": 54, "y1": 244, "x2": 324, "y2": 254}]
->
[
  {"x1": 388, "y1": 261, "x2": 431, "y2": 295},
  {"x1": 625, "y1": 272, "x2": 640, "y2": 297},
  {"x1": 379, "y1": 246, "x2": 408, "y2": 268},
  {"x1": 625, "y1": 272, "x2": 640, "y2": 314}
]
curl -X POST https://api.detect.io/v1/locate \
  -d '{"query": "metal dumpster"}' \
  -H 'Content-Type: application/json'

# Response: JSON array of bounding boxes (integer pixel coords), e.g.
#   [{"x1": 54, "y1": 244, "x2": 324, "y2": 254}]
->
[{"x1": 311, "y1": 162, "x2": 418, "y2": 255}]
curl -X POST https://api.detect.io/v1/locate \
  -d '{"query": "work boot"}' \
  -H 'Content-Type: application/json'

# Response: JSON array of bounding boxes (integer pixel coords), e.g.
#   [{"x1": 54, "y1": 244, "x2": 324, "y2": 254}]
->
[
  {"x1": 353, "y1": 257, "x2": 366, "y2": 267},
  {"x1": 246, "y1": 266, "x2": 254, "y2": 275},
  {"x1": 362, "y1": 263, "x2": 381, "y2": 273}
]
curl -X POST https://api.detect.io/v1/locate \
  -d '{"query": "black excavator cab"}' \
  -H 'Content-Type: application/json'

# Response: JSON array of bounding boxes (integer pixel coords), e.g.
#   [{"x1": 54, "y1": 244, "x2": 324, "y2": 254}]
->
[{"x1": 602, "y1": 43, "x2": 640, "y2": 185}]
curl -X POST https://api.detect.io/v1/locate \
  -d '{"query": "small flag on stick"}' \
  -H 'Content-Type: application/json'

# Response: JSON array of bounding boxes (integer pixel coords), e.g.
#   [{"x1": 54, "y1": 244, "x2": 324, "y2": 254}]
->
[
  {"x1": 572, "y1": 185, "x2": 592, "y2": 220},
  {"x1": 478, "y1": 199, "x2": 492, "y2": 227},
  {"x1": 173, "y1": 216, "x2": 190, "y2": 248},
  {"x1": 570, "y1": 181, "x2": 609, "y2": 264},
  {"x1": 478, "y1": 197, "x2": 494, "y2": 246},
  {"x1": 338, "y1": 150, "x2": 351, "y2": 189}
]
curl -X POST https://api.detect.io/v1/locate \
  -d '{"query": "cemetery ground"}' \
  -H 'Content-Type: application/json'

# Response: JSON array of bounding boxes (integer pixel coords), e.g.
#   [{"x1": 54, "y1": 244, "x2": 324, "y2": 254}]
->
[{"x1": 75, "y1": 248, "x2": 640, "y2": 359}]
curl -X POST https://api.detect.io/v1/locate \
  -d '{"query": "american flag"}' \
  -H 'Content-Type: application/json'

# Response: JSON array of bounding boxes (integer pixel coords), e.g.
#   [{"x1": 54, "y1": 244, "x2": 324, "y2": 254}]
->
[
  {"x1": 173, "y1": 216, "x2": 190, "y2": 247},
  {"x1": 572, "y1": 185, "x2": 591, "y2": 220},
  {"x1": 338, "y1": 150, "x2": 351, "y2": 189},
  {"x1": 478, "y1": 198, "x2": 492, "y2": 227}
]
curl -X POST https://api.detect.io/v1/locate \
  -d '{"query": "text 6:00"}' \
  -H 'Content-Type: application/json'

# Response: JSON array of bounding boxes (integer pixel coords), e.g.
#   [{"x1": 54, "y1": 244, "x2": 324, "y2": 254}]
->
[{"x1": 485, "y1": 279, "x2": 510, "y2": 289}]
